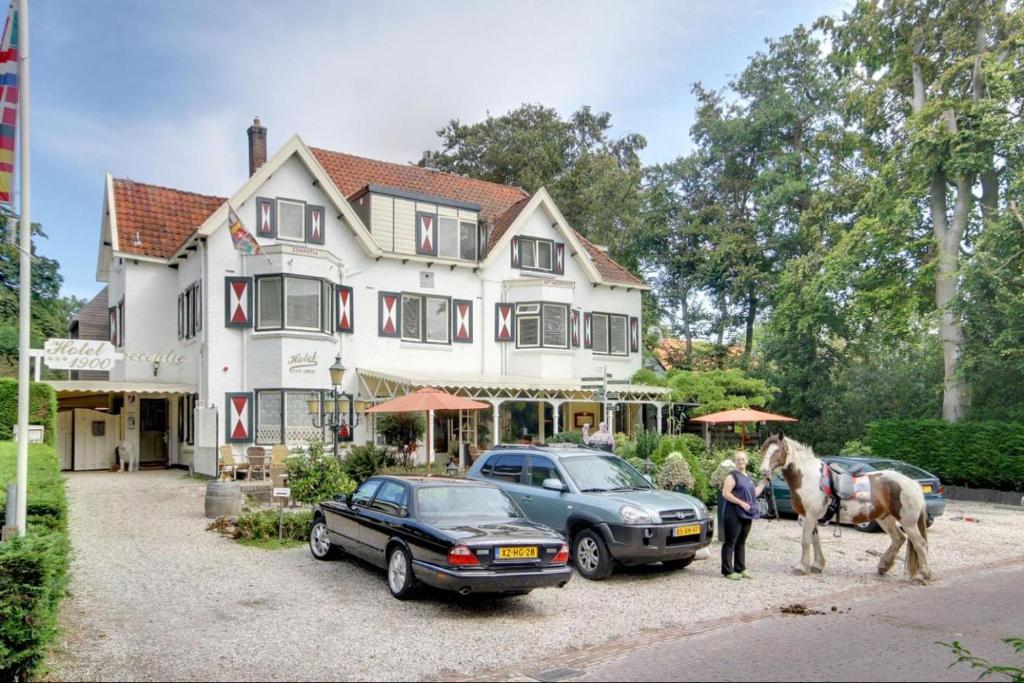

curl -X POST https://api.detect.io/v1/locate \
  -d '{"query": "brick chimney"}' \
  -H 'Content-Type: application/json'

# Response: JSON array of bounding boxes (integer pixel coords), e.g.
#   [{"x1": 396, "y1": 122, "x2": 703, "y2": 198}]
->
[
  {"x1": 417, "y1": 150, "x2": 437, "y2": 169},
  {"x1": 247, "y1": 117, "x2": 267, "y2": 176}
]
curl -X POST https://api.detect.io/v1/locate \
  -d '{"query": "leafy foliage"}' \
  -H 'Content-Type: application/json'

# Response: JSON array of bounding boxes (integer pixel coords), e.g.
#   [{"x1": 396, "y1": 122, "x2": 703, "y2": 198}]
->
[
  {"x1": 865, "y1": 419, "x2": 1024, "y2": 490},
  {"x1": 545, "y1": 431, "x2": 584, "y2": 445},
  {"x1": 938, "y1": 637, "x2": 1024, "y2": 682},
  {"x1": 285, "y1": 440, "x2": 356, "y2": 505},
  {"x1": 376, "y1": 413, "x2": 424, "y2": 451},
  {"x1": 0, "y1": 443, "x2": 69, "y2": 680},
  {"x1": 656, "y1": 453, "x2": 696, "y2": 492},
  {"x1": 0, "y1": 379, "x2": 57, "y2": 445},
  {"x1": 665, "y1": 368, "x2": 776, "y2": 416},
  {"x1": 234, "y1": 509, "x2": 313, "y2": 545},
  {"x1": 341, "y1": 444, "x2": 397, "y2": 483}
]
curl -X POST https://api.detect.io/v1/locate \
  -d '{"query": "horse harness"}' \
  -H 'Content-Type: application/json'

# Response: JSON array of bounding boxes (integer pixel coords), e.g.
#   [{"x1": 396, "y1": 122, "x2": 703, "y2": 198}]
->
[{"x1": 817, "y1": 462, "x2": 872, "y2": 532}]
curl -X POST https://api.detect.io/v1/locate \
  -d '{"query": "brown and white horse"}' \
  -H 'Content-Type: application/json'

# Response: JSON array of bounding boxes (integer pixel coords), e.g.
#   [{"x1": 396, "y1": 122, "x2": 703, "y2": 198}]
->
[{"x1": 760, "y1": 433, "x2": 932, "y2": 584}]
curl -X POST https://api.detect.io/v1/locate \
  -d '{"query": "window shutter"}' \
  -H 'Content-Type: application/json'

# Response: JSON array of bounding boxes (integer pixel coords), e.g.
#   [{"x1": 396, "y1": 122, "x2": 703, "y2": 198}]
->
[
  {"x1": 416, "y1": 212, "x2": 437, "y2": 256},
  {"x1": 554, "y1": 243, "x2": 565, "y2": 275},
  {"x1": 336, "y1": 285, "x2": 354, "y2": 333},
  {"x1": 225, "y1": 392, "x2": 254, "y2": 443},
  {"x1": 630, "y1": 316, "x2": 640, "y2": 353},
  {"x1": 494, "y1": 303, "x2": 515, "y2": 342},
  {"x1": 108, "y1": 306, "x2": 119, "y2": 347},
  {"x1": 224, "y1": 276, "x2": 253, "y2": 328},
  {"x1": 452, "y1": 299, "x2": 473, "y2": 343},
  {"x1": 510, "y1": 236, "x2": 521, "y2": 268},
  {"x1": 177, "y1": 294, "x2": 183, "y2": 340},
  {"x1": 571, "y1": 309, "x2": 581, "y2": 348},
  {"x1": 583, "y1": 312, "x2": 592, "y2": 349},
  {"x1": 256, "y1": 197, "x2": 276, "y2": 238},
  {"x1": 378, "y1": 291, "x2": 401, "y2": 337},
  {"x1": 306, "y1": 204, "x2": 326, "y2": 245}
]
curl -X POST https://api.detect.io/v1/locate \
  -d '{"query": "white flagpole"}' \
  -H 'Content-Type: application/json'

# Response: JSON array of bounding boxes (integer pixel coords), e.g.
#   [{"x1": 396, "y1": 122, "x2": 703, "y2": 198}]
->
[{"x1": 14, "y1": 0, "x2": 30, "y2": 537}]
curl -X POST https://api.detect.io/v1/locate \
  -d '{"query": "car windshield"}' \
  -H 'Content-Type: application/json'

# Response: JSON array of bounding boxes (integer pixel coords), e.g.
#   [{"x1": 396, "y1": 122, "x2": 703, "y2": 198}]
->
[
  {"x1": 560, "y1": 455, "x2": 652, "y2": 492},
  {"x1": 416, "y1": 485, "x2": 523, "y2": 520}
]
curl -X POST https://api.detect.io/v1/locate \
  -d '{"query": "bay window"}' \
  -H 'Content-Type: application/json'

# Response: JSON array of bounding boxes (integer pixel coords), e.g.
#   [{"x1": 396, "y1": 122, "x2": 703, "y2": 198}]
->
[
  {"x1": 402, "y1": 293, "x2": 450, "y2": 344},
  {"x1": 516, "y1": 302, "x2": 568, "y2": 349},
  {"x1": 256, "y1": 275, "x2": 333, "y2": 333}
]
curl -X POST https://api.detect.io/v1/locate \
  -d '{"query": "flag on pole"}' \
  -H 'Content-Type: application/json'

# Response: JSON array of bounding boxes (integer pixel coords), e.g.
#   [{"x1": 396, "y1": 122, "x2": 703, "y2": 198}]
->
[
  {"x1": 227, "y1": 205, "x2": 262, "y2": 255},
  {"x1": 0, "y1": 2, "x2": 17, "y2": 206}
]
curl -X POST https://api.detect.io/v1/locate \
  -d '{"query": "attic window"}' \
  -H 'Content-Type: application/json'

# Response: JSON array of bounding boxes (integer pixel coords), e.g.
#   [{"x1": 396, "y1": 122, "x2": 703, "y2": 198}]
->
[
  {"x1": 437, "y1": 217, "x2": 478, "y2": 261},
  {"x1": 520, "y1": 237, "x2": 553, "y2": 272},
  {"x1": 277, "y1": 199, "x2": 304, "y2": 241}
]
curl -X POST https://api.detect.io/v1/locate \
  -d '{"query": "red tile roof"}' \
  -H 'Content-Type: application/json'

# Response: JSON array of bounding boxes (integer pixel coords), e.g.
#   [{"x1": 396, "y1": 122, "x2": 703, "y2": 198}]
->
[
  {"x1": 112, "y1": 179, "x2": 224, "y2": 258},
  {"x1": 311, "y1": 147, "x2": 529, "y2": 226},
  {"x1": 108, "y1": 145, "x2": 644, "y2": 285}
]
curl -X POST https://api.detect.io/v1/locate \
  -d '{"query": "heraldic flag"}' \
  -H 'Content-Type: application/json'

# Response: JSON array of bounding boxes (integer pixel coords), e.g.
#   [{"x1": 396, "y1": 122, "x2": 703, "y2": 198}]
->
[
  {"x1": 228, "y1": 205, "x2": 262, "y2": 255},
  {"x1": 0, "y1": 2, "x2": 19, "y2": 206}
]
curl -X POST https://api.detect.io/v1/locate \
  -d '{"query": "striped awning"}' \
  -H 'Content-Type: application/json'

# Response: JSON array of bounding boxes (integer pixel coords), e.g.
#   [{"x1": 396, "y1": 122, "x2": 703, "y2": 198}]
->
[{"x1": 47, "y1": 381, "x2": 197, "y2": 396}]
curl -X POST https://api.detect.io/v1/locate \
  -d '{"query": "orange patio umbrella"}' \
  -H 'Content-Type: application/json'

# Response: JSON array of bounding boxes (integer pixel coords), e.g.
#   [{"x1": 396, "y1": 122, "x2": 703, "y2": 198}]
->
[
  {"x1": 690, "y1": 408, "x2": 798, "y2": 447},
  {"x1": 366, "y1": 387, "x2": 489, "y2": 467}
]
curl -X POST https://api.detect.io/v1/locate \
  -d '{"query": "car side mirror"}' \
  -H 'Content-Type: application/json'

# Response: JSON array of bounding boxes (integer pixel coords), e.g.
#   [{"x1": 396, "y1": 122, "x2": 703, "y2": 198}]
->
[
  {"x1": 398, "y1": 506, "x2": 409, "y2": 518},
  {"x1": 542, "y1": 478, "x2": 566, "y2": 492},
  {"x1": 334, "y1": 493, "x2": 350, "y2": 504}
]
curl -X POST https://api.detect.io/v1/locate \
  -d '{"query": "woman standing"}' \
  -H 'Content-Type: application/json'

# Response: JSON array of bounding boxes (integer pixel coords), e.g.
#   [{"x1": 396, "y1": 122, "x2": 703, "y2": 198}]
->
[{"x1": 720, "y1": 451, "x2": 768, "y2": 580}]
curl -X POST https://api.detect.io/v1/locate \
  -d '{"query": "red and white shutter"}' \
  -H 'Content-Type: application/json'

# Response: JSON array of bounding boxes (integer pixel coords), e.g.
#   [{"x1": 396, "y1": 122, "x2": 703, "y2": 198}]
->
[
  {"x1": 256, "y1": 197, "x2": 276, "y2": 238},
  {"x1": 416, "y1": 212, "x2": 437, "y2": 256},
  {"x1": 336, "y1": 285, "x2": 354, "y2": 333},
  {"x1": 554, "y1": 243, "x2": 565, "y2": 275},
  {"x1": 510, "y1": 236, "x2": 521, "y2": 268},
  {"x1": 378, "y1": 291, "x2": 401, "y2": 337},
  {"x1": 630, "y1": 316, "x2": 640, "y2": 353},
  {"x1": 494, "y1": 303, "x2": 515, "y2": 342},
  {"x1": 453, "y1": 300, "x2": 473, "y2": 343},
  {"x1": 306, "y1": 204, "x2": 325, "y2": 245},
  {"x1": 571, "y1": 309, "x2": 581, "y2": 348},
  {"x1": 225, "y1": 392, "x2": 253, "y2": 443},
  {"x1": 224, "y1": 277, "x2": 253, "y2": 328},
  {"x1": 583, "y1": 312, "x2": 592, "y2": 349}
]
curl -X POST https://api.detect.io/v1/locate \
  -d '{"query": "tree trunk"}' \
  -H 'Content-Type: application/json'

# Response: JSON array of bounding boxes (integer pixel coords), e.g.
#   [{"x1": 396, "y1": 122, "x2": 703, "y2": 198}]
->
[
  {"x1": 678, "y1": 284, "x2": 693, "y2": 369},
  {"x1": 743, "y1": 289, "x2": 757, "y2": 360},
  {"x1": 715, "y1": 291, "x2": 728, "y2": 349}
]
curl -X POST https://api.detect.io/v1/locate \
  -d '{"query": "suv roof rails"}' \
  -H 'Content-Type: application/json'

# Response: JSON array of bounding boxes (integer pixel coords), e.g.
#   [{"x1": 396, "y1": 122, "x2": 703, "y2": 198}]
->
[{"x1": 491, "y1": 442, "x2": 597, "y2": 451}]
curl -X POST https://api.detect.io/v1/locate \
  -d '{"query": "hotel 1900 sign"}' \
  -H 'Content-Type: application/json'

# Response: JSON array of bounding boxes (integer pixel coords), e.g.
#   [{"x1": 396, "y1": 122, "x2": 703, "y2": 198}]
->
[{"x1": 44, "y1": 338, "x2": 117, "y2": 371}]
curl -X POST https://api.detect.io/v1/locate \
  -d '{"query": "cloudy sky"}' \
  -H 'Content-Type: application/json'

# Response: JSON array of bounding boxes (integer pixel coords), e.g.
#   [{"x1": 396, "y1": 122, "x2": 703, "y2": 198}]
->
[{"x1": 28, "y1": 0, "x2": 847, "y2": 299}]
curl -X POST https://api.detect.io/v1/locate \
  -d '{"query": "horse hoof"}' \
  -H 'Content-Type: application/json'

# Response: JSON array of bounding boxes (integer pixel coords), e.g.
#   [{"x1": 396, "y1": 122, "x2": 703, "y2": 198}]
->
[
  {"x1": 793, "y1": 565, "x2": 811, "y2": 576},
  {"x1": 810, "y1": 565, "x2": 823, "y2": 574},
  {"x1": 912, "y1": 577, "x2": 927, "y2": 586}
]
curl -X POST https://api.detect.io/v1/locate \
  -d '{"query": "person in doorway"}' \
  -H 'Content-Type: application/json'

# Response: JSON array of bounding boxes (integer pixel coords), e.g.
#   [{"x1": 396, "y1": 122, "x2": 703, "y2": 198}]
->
[
  {"x1": 720, "y1": 450, "x2": 768, "y2": 580},
  {"x1": 586, "y1": 421, "x2": 615, "y2": 451},
  {"x1": 581, "y1": 423, "x2": 591, "y2": 443}
]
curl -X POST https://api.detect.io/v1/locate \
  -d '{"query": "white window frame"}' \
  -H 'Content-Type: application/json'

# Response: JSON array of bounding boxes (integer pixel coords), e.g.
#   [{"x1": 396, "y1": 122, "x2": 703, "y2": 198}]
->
[
  {"x1": 459, "y1": 220, "x2": 478, "y2": 261},
  {"x1": 542, "y1": 303, "x2": 568, "y2": 348},
  {"x1": 256, "y1": 275, "x2": 332, "y2": 334},
  {"x1": 400, "y1": 293, "x2": 452, "y2": 345},
  {"x1": 519, "y1": 237, "x2": 554, "y2": 272},
  {"x1": 438, "y1": 216, "x2": 460, "y2": 259},
  {"x1": 276, "y1": 199, "x2": 305, "y2": 241},
  {"x1": 591, "y1": 312, "x2": 628, "y2": 356},
  {"x1": 400, "y1": 294, "x2": 424, "y2": 343},
  {"x1": 591, "y1": 313, "x2": 609, "y2": 354}
]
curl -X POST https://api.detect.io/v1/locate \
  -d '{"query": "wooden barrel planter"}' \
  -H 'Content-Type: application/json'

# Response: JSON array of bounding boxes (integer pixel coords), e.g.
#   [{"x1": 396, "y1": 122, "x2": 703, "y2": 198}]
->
[{"x1": 205, "y1": 480, "x2": 242, "y2": 519}]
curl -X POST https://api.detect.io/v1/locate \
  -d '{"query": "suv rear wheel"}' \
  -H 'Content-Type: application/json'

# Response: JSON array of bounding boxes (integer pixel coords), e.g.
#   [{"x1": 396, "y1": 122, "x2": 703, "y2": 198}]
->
[{"x1": 572, "y1": 529, "x2": 613, "y2": 580}]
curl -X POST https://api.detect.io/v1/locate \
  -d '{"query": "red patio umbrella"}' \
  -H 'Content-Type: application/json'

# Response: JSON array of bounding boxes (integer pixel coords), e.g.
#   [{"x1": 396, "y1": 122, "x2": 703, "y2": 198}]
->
[
  {"x1": 690, "y1": 408, "x2": 798, "y2": 447},
  {"x1": 366, "y1": 387, "x2": 489, "y2": 467}
]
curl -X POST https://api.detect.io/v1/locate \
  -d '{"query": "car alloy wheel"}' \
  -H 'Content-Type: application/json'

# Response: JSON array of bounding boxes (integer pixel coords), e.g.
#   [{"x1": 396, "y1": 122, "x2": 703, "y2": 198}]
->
[
  {"x1": 309, "y1": 520, "x2": 335, "y2": 560},
  {"x1": 577, "y1": 537, "x2": 600, "y2": 573},
  {"x1": 388, "y1": 550, "x2": 409, "y2": 593}
]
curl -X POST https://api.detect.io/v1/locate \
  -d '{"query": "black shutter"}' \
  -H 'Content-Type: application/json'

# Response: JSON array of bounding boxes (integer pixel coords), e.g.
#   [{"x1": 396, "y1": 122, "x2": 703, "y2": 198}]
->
[
  {"x1": 256, "y1": 197, "x2": 276, "y2": 238},
  {"x1": 225, "y1": 392, "x2": 254, "y2": 443},
  {"x1": 554, "y1": 243, "x2": 565, "y2": 275},
  {"x1": 224, "y1": 277, "x2": 254, "y2": 328},
  {"x1": 452, "y1": 299, "x2": 473, "y2": 343},
  {"x1": 583, "y1": 313, "x2": 592, "y2": 349},
  {"x1": 337, "y1": 285, "x2": 354, "y2": 333},
  {"x1": 415, "y1": 212, "x2": 438, "y2": 256},
  {"x1": 494, "y1": 303, "x2": 515, "y2": 342},
  {"x1": 510, "y1": 236, "x2": 521, "y2": 268},
  {"x1": 630, "y1": 316, "x2": 640, "y2": 353},
  {"x1": 378, "y1": 291, "x2": 401, "y2": 337},
  {"x1": 306, "y1": 204, "x2": 326, "y2": 245}
]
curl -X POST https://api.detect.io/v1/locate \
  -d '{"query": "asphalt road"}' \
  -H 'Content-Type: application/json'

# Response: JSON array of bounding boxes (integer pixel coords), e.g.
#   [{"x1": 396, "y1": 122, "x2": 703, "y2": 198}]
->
[{"x1": 525, "y1": 563, "x2": 1024, "y2": 682}]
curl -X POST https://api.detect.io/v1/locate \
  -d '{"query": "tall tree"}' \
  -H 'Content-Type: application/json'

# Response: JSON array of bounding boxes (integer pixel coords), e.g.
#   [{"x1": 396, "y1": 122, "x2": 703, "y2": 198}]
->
[
  {"x1": 432, "y1": 104, "x2": 648, "y2": 272},
  {"x1": 825, "y1": 0, "x2": 1022, "y2": 420}
]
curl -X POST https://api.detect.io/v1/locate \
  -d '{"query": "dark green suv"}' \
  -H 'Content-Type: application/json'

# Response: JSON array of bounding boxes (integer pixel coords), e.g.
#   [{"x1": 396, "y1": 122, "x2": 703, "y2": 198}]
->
[{"x1": 467, "y1": 444, "x2": 713, "y2": 580}]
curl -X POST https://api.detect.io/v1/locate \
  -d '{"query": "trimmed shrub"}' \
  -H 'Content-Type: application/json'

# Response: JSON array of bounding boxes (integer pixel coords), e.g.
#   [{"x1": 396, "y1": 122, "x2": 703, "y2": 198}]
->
[
  {"x1": 0, "y1": 379, "x2": 57, "y2": 445},
  {"x1": 652, "y1": 434, "x2": 705, "y2": 466},
  {"x1": 656, "y1": 452, "x2": 696, "y2": 492},
  {"x1": 865, "y1": 419, "x2": 1024, "y2": 491},
  {"x1": 545, "y1": 431, "x2": 584, "y2": 445},
  {"x1": 0, "y1": 442, "x2": 69, "y2": 680}
]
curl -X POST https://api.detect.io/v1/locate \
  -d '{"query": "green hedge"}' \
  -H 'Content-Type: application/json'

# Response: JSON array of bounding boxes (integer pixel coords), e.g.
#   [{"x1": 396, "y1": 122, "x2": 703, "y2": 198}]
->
[
  {"x1": 0, "y1": 379, "x2": 57, "y2": 446},
  {"x1": 865, "y1": 419, "x2": 1024, "y2": 491},
  {"x1": 0, "y1": 442, "x2": 69, "y2": 679}
]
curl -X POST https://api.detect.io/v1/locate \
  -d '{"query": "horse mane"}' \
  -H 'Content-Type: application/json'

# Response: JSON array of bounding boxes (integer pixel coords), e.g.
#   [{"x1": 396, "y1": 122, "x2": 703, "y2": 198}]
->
[{"x1": 784, "y1": 436, "x2": 820, "y2": 469}]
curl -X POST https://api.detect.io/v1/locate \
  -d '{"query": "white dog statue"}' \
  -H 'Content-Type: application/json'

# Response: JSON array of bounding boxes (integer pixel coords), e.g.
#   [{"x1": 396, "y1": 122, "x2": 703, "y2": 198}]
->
[{"x1": 117, "y1": 440, "x2": 138, "y2": 472}]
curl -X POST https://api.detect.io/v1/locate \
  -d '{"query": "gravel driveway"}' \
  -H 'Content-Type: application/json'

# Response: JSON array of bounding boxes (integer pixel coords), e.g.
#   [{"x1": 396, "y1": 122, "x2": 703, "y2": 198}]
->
[{"x1": 46, "y1": 470, "x2": 1024, "y2": 682}]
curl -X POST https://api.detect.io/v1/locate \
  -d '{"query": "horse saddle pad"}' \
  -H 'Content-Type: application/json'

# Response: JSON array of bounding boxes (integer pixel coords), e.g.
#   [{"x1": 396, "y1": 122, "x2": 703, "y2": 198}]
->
[{"x1": 821, "y1": 463, "x2": 872, "y2": 502}]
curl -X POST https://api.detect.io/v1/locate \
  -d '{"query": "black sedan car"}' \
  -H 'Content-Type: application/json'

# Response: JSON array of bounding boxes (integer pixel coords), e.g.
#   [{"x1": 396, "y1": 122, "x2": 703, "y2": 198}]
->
[
  {"x1": 764, "y1": 456, "x2": 946, "y2": 531},
  {"x1": 310, "y1": 475, "x2": 573, "y2": 599}
]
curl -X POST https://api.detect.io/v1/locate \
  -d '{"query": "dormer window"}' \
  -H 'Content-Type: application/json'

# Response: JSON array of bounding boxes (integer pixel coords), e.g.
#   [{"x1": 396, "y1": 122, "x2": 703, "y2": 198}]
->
[
  {"x1": 436, "y1": 217, "x2": 478, "y2": 261},
  {"x1": 276, "y1": 199, "x2": 305, "y2": 241}
]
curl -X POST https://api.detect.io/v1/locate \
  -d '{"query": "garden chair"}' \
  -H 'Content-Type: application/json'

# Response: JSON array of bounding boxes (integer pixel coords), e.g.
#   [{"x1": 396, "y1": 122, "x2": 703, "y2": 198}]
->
[
  {"x1": 247, "y1": 446, "x2": 267, "y2": 481},
  {"x1": 218, "y1": 445, "x2": 249, "y2": 480},
  {"x1": 270, "y1": 444, "x2": 289, "y2": 467}
]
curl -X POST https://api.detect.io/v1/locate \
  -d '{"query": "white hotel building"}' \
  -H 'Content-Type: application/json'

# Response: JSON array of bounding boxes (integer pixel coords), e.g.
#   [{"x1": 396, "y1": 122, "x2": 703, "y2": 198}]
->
[{"x1": 51, "y1": 120, "x2": 668, "y2": 474}]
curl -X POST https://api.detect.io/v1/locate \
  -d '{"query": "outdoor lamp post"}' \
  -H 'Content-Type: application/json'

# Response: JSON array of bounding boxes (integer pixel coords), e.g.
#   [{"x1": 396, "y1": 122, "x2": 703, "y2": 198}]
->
[{"x1": 308, "y1": 355, "x2": 357, "y2": 459}]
